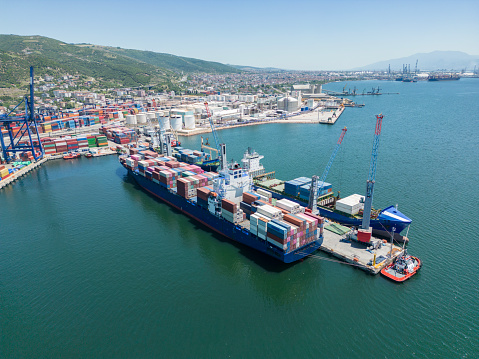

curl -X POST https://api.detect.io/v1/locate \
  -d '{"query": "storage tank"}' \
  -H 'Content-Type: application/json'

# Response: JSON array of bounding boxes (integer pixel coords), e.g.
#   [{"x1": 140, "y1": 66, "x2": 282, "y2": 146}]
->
[
  {"x1": 184, "y1": 115, "x2": 195, "y2": 130},
  {"x1": 147, "y1": 112, "x2": 156, "y2": 120},
  {"x1": 170, "y1": 115, "x2": 182, "y2": 131},
  {"x1": 126, "y1": 115, "x2": 137, "y2": 125},
  {"x1": 278, "y1": 97, "x2": 299, "y2": 112},
  {"x1": 136, "y1": 113, "x2": 147, "y2": 124},
  {"x1": 159, "y1": 113, "x2": 170, "y2": 130},
  {"x1": 307, "y1": 99, "x2": 314, "y2": 108}
]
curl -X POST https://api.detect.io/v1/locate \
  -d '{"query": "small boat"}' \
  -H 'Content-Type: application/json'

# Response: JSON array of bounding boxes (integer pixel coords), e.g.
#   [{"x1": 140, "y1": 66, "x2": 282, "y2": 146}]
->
[
  {"x1": 381, "y1": 251, "x2": 421, "y2": 282},
  {"x1": 63, "y1": 152, "x2": 81, "y2": 160},
  {"x1": 84, "y1": 152, "x2": 93, "y2": 158}
]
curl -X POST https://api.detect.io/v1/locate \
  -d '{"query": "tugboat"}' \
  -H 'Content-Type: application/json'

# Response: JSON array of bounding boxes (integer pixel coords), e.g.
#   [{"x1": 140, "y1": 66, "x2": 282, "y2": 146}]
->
[
  {"x1": 381, "y1": 250, "x2": 422, "y2": 282},
  {"x1": 63, "y1": 151, "x2": 81, "y2": 160}
]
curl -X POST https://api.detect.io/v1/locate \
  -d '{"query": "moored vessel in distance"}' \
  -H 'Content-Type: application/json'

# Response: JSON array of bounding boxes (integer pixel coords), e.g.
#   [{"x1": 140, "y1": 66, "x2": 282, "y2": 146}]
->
[
  {"x1": 428, "y1": 73, "x2": 460, "y2": 81},
  {"x1": 171, "y1": 146, "x2": 219, "y2": 172},
  {"x1": 63, "y1": 151, "x2": 81, "y2": 159}
]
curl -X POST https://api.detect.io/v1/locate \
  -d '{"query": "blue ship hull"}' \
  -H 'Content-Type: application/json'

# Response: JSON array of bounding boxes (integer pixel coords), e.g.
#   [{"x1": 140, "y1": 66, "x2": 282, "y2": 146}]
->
[
  {"x1": 124, "y1": 167, "x2": 323, "y2": 263},
  {"x1": 257, "y1": 187, "x2": 411, "y2": 234}
]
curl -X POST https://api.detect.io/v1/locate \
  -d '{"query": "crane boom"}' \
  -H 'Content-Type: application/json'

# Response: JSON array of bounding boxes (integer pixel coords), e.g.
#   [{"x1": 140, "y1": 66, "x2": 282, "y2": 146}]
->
[
  {"x1": 308, "y1": 127, "x2": 347, "y2": 214},
  {"x1": 361, "y1": 114, "x2": 383, "y2": 231}
]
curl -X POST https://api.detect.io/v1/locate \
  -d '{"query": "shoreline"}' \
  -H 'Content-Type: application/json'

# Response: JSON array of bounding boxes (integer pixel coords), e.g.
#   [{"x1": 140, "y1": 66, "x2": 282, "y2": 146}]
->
[{"x1": 177, "y1": 107, "x2": 345, "y2": 137}]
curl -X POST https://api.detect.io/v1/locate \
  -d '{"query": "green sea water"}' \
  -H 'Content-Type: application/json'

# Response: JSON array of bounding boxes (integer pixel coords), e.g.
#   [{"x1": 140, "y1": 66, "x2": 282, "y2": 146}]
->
[{"x1": 1, "y1": 79, "x2": 478, "y2": 358}]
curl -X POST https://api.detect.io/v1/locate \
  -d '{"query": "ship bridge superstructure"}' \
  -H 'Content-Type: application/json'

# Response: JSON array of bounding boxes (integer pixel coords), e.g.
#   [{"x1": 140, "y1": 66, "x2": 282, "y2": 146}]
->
[{"x1": 241, "y1": 147, "x2": 265, "y2": 178}]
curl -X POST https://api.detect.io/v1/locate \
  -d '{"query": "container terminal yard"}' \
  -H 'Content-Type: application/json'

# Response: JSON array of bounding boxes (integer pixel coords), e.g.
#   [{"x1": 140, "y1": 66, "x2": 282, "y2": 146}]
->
[{"x1": 0, "y1": 68, "x2": 414, "y2": 279}]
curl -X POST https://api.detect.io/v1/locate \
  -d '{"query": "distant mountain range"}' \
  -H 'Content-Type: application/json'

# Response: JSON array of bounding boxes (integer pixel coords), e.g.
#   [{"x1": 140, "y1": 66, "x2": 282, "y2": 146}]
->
[
  {"x1": 0, "y1": 34, "x2": 240, "y2": 88},
  {"x1": 1, "y1": 34, "x2": 477, "y2": 90},
  {"x1": 353, "y1": 51, "x2": 479, "y2": 71}
]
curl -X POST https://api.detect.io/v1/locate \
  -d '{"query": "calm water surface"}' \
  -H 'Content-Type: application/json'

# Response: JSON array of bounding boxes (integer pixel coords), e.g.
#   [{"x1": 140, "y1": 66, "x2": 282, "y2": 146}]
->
[{"x1": 1, "y1": 79, "x2": 478, "y2": 358}]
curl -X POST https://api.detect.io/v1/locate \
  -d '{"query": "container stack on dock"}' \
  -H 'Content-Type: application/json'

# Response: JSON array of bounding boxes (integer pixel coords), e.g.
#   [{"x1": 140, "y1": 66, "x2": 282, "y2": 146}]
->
[
  {"x1": 100, "y1": 125, "x2": 137, "y2": 144},
  {"x1": 96, "y1": 135, "x2": 108, "y2": 147},
  {"x1": 54, "y1": 139, "x2": 68, "y2": 153},
  {"x1": 0, "y1": 166, "x2": 11, "y2": 181},
  {"x1": 87, "y1": 136, "x2": 97, "y2": 148},
  {"x1": 66, "y1": 138, "x2": 79, "y2": 152}
]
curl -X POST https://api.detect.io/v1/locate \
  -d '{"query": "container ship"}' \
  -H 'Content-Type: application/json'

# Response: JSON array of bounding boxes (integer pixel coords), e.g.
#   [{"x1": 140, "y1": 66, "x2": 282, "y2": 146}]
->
[
  {"x1": 119, "y1": 147, "x2": 324, "y2": 263},
  {"x1": 254, "y1": 178, "x2": 411, "y2": 237},
  {"x1": 171, "y1": 146, "x2": 219, "y2": 172},
  {"x1": 251, "y1": 156, "x2": 411, "y2": 237},
  {"x1": 428, "y1": 74, "x2": 460, "y2": 81}
]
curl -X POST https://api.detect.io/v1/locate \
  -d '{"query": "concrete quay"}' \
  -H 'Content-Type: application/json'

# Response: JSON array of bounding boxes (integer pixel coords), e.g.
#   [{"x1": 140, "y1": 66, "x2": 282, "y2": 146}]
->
[
  {"x1": 176, "y1": 107, "x2": 345, "y2": 137},
  {"x1": 0, "y1": 147, "x2": 117, "y2": 191},
  {"x1": 319, "y1": 227, "x2": 403, "y2": 274}
]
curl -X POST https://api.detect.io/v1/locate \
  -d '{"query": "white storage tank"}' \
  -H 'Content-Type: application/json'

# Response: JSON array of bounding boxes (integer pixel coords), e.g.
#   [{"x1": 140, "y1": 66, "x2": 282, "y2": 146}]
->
[
  {"x1": 184, "y1": 115, "x2": 195, "y2": 130},
  {"x1": 126, "y1": 114, "x2": 137, "y2": 125},
  {"x1": 307, "y1": 99, "x2": 314, "y2": 108},
  {"x1": 278, "y1": 97, "x2": 299, "y2": 112},
  {"x1": 147, "y1": 112, "x2": 156, "y2": 120},
  {"x1": 136, "y1": 113, "x2": 147, "y2": 124},
  {"x1": 170, "y1": 115, "x2": 182, "y2": 131},
  {"x1": 159, "y1": 115, "x2": 170, "y2": 130}
]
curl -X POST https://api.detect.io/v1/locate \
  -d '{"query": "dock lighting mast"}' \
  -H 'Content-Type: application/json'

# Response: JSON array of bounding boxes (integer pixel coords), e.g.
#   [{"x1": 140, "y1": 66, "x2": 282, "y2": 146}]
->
[
  {"x1": 308, "y1": 127, "x2": 347, "y2": 215},
  {"x1": 358, "y1": 114, "x2": 384, "y2": 243},
  {"x1": 0, "y1": 67, "x2": 43, "y2": 163},
  {"x1": 204, "y1": 102, "x2": 227, "y2": 171}
]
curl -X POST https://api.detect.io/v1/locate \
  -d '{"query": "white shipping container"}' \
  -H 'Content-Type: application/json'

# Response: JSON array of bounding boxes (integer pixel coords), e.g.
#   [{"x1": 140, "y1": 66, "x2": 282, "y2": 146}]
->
[
  {"x1": 258, "y1": 194, "x2": 269, "y2": 203},
  {"x1": 335, "y1": 194, "x2": 364, "y2": 215},
  {"x1": 276, "y1": 199, "x2": 300, "y2": 213},
  {"x1": 256, "y1": 204, "x2": 282, "y2": 219},
  {"x1": 250, "y1": 213, "x2": 260, "y2": 226},
  {"x1": 257, "y1": 188, "x2": 272, "y2": 199},
  {"x1": 267, "y1": 237, "x2": 286, "y2": 250}
]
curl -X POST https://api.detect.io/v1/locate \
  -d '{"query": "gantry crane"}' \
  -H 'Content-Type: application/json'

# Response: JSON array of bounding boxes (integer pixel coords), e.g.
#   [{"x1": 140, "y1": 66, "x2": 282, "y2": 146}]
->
[
  {"x1": 357, "y1": 114, "x2": 384, "y2": 243},
  {"x1": 308, "y1": 127, "x2": 347, "y2": 214},
  {"x1": 0, "y1": 67, "x2": 43, "y2": 163}
]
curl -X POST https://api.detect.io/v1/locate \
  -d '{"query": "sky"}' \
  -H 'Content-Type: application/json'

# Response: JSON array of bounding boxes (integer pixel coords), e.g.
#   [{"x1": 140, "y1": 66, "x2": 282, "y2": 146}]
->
[{"x1": 1, "y1": 0, "x2": 478, "y2": 70}]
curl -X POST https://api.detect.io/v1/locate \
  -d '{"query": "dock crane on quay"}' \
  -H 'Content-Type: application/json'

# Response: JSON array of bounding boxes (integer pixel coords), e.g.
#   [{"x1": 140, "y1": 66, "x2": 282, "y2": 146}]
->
[
  {"x1": 145, "y1": 115, "x2": 173, "y2": 157},
  {"x1": 356, "y1": 114, "x2": 384, "y2": 243},
  {"x1": 204, "y1": 102, "x2": 227, "y2": 171},
  {"x1": 308, "y1": 127, "x2": 347, "y2": 215},
  {"x1": 0, "y1": 67, "x2": 44, "y2": 163}
]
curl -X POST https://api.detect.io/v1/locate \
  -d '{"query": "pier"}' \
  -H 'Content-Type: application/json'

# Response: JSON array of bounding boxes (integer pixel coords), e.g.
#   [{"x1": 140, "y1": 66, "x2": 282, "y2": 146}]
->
[
  {"x1": 0, "y1": 157, "x2": 48, "y2": 190},
  {"x1": 0, "y1": 148, "x2": 117, "y2": 191},
  {"x1": 319, "y1": 227, "x2": 403, "y2": 274}
]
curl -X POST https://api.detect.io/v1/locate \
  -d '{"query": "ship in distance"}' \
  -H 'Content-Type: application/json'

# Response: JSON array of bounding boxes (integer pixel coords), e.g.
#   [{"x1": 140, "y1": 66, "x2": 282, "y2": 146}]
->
[{"x1": 428, "y1": 73, "x2": 460, "y2": 81}]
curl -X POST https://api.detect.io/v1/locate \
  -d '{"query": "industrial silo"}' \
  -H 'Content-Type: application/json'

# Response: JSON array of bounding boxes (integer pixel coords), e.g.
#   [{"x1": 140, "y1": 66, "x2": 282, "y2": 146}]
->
[
  {"x1": 170, "y1": 115, "x2": 182, "y2": 131},
  {"x1": 184, "y1": 115, "x2": 195, "y2": 130},
  {"x1": 136, "y1": 113, "x2": 147, "y2": 124}
]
